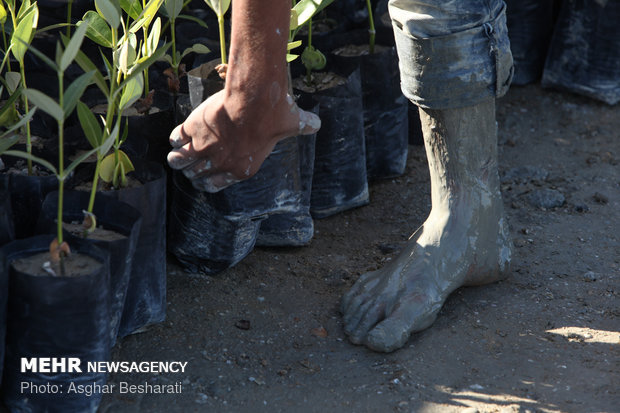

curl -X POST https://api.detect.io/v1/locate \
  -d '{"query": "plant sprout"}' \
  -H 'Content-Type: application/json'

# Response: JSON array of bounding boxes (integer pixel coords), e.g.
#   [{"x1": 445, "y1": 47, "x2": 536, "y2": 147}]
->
[
  {"x1": 160, "y1": 0, "x2": 209, "y2": 94},
  {"x1": 203, "y1": 0, "x2": 230, "y2": 65},
  {"x1": 365, "y1": 0, "x2": 375, "y2": 54},
  {"x1": 3, "y1": 0, "x2": 38, "y2": 175},
  {"x1": 73, "y1": 0, "x2": 169, "y2": 190},
  {"x1": 4, "y1": 23, "x2": 99, "y2": 275}
]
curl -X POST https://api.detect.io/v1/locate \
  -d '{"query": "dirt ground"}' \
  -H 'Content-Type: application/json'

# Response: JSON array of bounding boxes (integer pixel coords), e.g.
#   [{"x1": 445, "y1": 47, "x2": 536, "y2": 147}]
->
[{"x1": 98, "y1": 83, "x2": 619, "y2": 413}]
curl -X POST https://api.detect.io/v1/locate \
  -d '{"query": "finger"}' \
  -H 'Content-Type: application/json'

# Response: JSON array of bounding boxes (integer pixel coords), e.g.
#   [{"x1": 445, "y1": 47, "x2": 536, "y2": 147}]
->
[
  {"x1": 167, "y1": 146, "x2": 200, "y2": 170},
  {"x1": 169, "y1": 124, "x2": 190, "y2": 148},
  {"x1": 298, "y1": 108, "x2": 321, "y2": 135}
]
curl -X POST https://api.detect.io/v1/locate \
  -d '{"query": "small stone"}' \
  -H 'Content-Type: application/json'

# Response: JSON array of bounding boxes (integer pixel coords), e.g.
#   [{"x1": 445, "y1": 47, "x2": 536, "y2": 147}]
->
[
  {"x1": 235, "y1": 319, "x2": 251, "y2": 330},
  {"x1": 311, "y1": 327, "x2": 328, "y2": 338},
  {"x1": 593, "y1": 192, "x2": 609, "y2": 204},
  {"x1": 573, "y1": 202, "x2": 589, "y2": 213},
  {"x1": 195, "y1": 393, "x2": 208, "y2": 404},
  {"x1": 527, "y1": 189, "x2": 565, "y2": 209},
  {"x1": 583, "y1": 271, "x2": 597, "y2": 282}
]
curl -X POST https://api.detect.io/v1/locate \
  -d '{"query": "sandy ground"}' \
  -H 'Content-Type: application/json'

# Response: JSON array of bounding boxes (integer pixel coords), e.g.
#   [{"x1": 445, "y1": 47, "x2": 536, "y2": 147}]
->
[{"x1": 97, "y1": 83, "x2": 619, "y2": 413}]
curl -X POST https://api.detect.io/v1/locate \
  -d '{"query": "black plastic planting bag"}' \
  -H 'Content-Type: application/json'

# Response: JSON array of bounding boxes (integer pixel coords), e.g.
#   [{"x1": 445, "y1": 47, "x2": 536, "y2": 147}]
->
[
  {"x1": 542, "y1": 0, "x2": 620, "y2": 105},
  {"x1": 104, "y1": 161, "x2": 167, "y2": 337},
  {"x1": 37, "y1": 191, "x2": 142, "y2": 345},
  {"x1": 505, "y1": 0, "x2": 555, "y2": 85},
  {"x1": 169, "y1": 171, "x2": 262, "y2": 274},
  {"x1": 0, "y1": 172, "x2": 57, "y2": 239},
  {"x1": 169, "y1": 135, "x2": 306, "y2": 273},
  {"x1": 331, "y1": 43, "x2": 408, "y2": 179},
  {"x1": 256, "y1": 95, "x2": 320, "y2": 247},
  {"x1": 0, "y1": 182, "x2": 15, "y2": 246},
  {"x1": 298, "y1": 66, "x2": 369, "y2": 219},
  {"x1": 1, "y1": 234, "x2": 111, "y2": 413}
]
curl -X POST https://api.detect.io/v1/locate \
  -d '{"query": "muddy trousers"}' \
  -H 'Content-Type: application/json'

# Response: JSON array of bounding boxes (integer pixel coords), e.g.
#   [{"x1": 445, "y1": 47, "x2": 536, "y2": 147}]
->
[{"x1": 388, "y1": 0, "x2": 514, "y2": 109}]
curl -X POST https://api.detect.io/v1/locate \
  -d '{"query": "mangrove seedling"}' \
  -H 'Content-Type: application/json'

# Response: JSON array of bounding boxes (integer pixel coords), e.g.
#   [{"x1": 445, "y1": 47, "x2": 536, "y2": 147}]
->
[
  {"x1": 203, "y1": 0, "x2": 229, "y2": 67},
  {"x1": 3, "y1": 0, "x2": 38, "y2": 175},
  {"x1": 160, "y1": 0, "x2": 209, "y2": 93},
  {"x1": 73, "y1": 0, "x2": 169, "y2": 189},
  {"x1": 4, "y1": 23, "x2": 100, "y2": 275}
]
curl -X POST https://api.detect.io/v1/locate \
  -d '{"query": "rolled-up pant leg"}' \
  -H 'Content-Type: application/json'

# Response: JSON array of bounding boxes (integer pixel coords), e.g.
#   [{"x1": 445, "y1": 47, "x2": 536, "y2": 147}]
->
[{"x1": 389, "y1": 0, "x2": 514, "y2": 109}]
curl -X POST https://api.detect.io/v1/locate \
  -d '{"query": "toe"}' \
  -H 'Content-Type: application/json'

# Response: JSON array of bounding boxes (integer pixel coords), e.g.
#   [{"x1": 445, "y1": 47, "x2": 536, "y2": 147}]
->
[
  {"x1": 364, "y1": 298, "x2": 438, "y2": 353},
  {"x1": 346, "y1": 300, "x2": 386, "y2": 345}
]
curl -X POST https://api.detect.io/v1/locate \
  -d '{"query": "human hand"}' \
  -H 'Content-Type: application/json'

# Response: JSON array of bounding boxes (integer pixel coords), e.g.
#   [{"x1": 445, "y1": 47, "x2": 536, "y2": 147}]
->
[{"x1": 167, "y1": 89, "x2": 320, "y2": 193}]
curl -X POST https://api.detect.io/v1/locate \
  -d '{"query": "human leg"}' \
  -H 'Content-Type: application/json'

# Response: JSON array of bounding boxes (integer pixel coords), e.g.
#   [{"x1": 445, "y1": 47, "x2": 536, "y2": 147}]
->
[{"x1": 341, "y1": 0, "x2": 514, "y2": 352}]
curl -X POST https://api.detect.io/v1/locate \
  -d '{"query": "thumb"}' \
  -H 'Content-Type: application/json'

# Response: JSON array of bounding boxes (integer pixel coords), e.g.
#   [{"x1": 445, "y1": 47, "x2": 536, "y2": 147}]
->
[{"x1": 298, "y1": 107, "x2": 321, "y2": 135}]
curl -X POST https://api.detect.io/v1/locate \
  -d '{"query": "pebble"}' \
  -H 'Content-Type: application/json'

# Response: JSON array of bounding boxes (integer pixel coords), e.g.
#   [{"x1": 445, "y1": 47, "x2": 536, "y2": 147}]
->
[
  {"x1": 195, "y1": 393, "x2": 208, "y2": 404},
  {"x1": 527, "y1": 189, "x2": 565, "y2": 209},
  {"x1": 582, "y1": 271, "x2": 597, "y2": 282}
]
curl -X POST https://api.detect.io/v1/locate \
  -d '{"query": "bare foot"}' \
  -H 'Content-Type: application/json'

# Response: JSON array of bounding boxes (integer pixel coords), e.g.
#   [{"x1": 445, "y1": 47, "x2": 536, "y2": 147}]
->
[
  {"x1": 341, "y1": 196, "x2": 512, "y2": 352},
  {"x1": 341, "y1": 100, "x2": 513, "y2": 352},
  {"x1": 167, "y1": 90, "x2": 320, "y2": 192}
]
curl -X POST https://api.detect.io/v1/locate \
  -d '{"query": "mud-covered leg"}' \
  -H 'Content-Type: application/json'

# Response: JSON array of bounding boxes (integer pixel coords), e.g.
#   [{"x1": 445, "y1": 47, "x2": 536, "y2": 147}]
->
[{"x1": 341, "y1": 99, "x2": 513, "y2": 352}]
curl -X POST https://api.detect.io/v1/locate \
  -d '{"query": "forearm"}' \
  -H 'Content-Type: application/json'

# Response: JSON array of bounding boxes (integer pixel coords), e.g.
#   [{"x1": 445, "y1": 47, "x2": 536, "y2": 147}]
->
[{"x1": 225, "y1": 0, "x2": 290, "y2": 105}]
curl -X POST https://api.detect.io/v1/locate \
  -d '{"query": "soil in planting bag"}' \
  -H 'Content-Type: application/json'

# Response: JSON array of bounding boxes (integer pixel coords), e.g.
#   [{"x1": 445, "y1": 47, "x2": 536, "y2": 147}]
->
[
  {"x1": 1, "y1": 234, "x2": 111, "y2": 413},
  {"x1": 169, "y1": 171, "x2": 262, "y2": 275},
  {"x1": 505, "y1": 0, "x2": 555, "y2": 85},
  {"x1": 542, "y1": 0, "x2": 620, "y2": 105},
  {"x1": 0, "y1": 171, "x2": 58, "y2": 240},
  {"x1": 104, "y1": 160, "x2": 167, "y2": 337},
  {"x1": 295, "y1": 66, "x2": 369, "y2": 219},
  {"x1": 331, "y1": 41, "x2": 409, "y2": 179},
  {"x1": 37, "y1": 191, "x2": 142, "y2": 345},
  {"x1": 256, "y1": 95, "x2": 320, "y2": 247},
  {"x1": 0, "y1": 183, "x2": 15, "y2": 246}
]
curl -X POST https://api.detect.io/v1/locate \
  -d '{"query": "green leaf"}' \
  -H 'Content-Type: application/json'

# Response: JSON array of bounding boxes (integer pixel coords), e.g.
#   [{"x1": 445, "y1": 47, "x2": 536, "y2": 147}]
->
[
  {"x1": 64, "y1": 71, "x2": 95, "y2": 117},
  {"x1": 0, "y1": 3, "x2": 7, "y2": 25},
  {"x1": 119, "y1": 38, "x2": 136, "y2": 75},
  {"x1": 293, "y1": 0, "x2": 335, "y2": 29},
  {"x1": 10, "y1": 7, "x2": 37, "y2": 63},
  {"x1": 4, "y1": 150, "x2": 58, "y2": 176},
  {"x1": 132, "y1": 0, "x2": 163, "y2": 30},
  {"x1": 145, "y1": 17, "x2": 161, "y2": 56},
  {"x1": 5, "y1": 71, "x2": 21, "y2": 93},
  {"x1": 61, "y1": 33, "x2": 109, "y2": 96},
  {"x1": 24, "y1": 89, "x2": 64, "y2": 122},
  {"x1": 95, "y1": 0, "x2": 120, "y2": 30},
  {"x1": 0, "y1": 84, "x2": 22, "y2": 121},
  {"x1": 34, "y1": 22, "x2": 71, "y2": 34},
  {"x1": 1, "y1": 106, "x2": 36, "y2": 136},
  {"x1": 177, "y1": 14, "x2": 208, "y2": 29},
  {"x1": 180, "y1": 43, "x2": 209, "y2": 59},
  {"x1": 286, "y1": 53, "x2": 299, "y2": 63},
  {"x1": 120, "y1": 0, "x2": 142, "y2": 20},
  {"x1": 80, "y1": 11, "x2": 113, "y2": 48},
  {"x1": 287, "y1": 40, "x2": 302, "y2": 51},
  {"x1": 63, "y1": 146, "x2": 99, "y2": 179},
  {"x1": 118, "y1": 72, "x2": 143, "y2": 111},
  {"x1": 60, "y1": 22, "x2": 89, "y2": 71},
  {"x1": 203, "y1": 0, "x2": 230, "y2": 18},
  {"x1": 77, "y1": 101, "x2": 103, "y2": 149},
  {"x1": 123, "y1": 41, "x2": 169, "y2": 83},
  {"x1": 164, "y1": 0, "x2": 183, "y2": 20},
  {"x1": 99, "y1": 152, "x2": 116, "y2": 182},
  {"x1": 0, "y1": 135, "x2": 19, "y2": 153}
]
